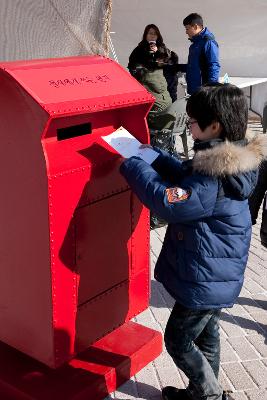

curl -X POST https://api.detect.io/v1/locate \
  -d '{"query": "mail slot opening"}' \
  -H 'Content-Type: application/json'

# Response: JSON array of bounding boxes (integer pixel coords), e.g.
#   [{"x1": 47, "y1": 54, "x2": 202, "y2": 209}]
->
[{"x1": 57, "y1": 122, "x2": 92, "y2": 141}]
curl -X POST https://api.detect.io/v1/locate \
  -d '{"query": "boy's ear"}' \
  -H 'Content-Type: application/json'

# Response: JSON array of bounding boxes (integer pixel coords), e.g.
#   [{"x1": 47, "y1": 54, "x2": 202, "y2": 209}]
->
[{"x1": 211, "y1": 121, "x2": 222, "y2": 136}]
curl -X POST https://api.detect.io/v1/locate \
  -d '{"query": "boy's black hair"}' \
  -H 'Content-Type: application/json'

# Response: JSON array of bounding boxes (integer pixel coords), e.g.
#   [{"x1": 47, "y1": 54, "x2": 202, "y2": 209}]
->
[
  {"x1": 186, "y1": 83, "x2": 248, "y2": 141},
  {"x1": 183, "y1": 13, "x2": 203, "y2": 27}
]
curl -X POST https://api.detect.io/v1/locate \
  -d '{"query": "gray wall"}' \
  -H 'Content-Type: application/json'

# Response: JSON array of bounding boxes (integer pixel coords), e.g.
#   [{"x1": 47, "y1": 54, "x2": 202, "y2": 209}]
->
[
  {"x1": 0, "y1": 0, "x2": 112, "y2": 61},
  {"x1": 111, "y1": 0, "x2": 267, "y2": 116}
]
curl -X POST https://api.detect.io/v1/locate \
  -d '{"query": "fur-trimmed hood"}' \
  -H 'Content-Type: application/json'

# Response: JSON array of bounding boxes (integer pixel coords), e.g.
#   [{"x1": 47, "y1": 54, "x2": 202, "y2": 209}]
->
[{"x1": 193, "y1": 133, "x2": 267, "y2": 176}]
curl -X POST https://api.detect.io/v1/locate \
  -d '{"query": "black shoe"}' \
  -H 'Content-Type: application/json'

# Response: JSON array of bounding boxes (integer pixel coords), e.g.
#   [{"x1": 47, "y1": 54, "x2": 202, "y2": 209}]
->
[
  {"x1": 222, "y1": 390, "x2": 233, "y2": 400},
  {"x1": 162, "y1": 386, "x2": 191, "y2": 400},
  {"x1": 150, "y1": 215, "x2": 167, "y2": 230}
]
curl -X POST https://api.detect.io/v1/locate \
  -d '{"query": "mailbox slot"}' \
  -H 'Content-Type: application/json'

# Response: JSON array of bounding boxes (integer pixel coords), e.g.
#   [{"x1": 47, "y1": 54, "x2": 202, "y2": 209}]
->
[{"x1": 57, "y1": 122, "x2": 92, "y2": 141}]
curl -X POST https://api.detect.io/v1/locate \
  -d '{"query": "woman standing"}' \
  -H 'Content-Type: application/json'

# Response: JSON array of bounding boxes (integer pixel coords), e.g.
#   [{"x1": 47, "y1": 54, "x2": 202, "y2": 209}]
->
[{"x1": 128, "y1": 24, "x2": 175, "y2": 113}]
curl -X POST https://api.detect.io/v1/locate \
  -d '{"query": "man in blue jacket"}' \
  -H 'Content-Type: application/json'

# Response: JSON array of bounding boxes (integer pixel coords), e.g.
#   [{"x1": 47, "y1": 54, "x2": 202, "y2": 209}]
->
[
  {"x1": 120, "y1": 83, "x2": 267, "y2": 400},
  {"x1": 180, "y1": 13, "x2": 220, "y2": 95}
]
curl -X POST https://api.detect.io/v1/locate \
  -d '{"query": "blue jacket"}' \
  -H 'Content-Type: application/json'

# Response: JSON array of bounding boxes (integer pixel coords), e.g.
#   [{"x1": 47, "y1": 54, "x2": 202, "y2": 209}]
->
[
  {"x1": 120, "y1": 136, "x2": 266, "y2": 310},
  {"x1": 186, "y1": 27, "x2": 220, "y2": 95}
]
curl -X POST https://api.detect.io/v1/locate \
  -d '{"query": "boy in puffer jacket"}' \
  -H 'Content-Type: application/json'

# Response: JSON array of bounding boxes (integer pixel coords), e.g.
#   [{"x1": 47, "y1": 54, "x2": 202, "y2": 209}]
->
[{"x1": 120, "y1": 83, "x2": 267, "y2": 400}]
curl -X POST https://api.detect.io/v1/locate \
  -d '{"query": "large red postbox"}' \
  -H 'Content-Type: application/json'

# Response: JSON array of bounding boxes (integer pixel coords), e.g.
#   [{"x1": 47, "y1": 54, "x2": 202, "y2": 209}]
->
[{"x1": 0, "y1": 55, "x2": 162, "y2": 399}]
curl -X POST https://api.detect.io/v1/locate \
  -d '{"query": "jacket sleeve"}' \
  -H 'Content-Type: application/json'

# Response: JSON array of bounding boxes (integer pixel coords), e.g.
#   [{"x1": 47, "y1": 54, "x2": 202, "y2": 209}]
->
[
  {"x1": 156, "y1": 45, "x2": 171, "y2": 63},
  {"x1": 120, "y1": 156, "x2": 218, "y2": 223},
  {"x1": 151, "y1": 148, "x2": 185, "y2": 183},
  {"x1": 128, "y1": 47, "x2": 142, "y2": 73},
  {"x1": 173, "y1": 63, "x2": 187, "y2": 73},
  {"x1": 203, "y1": 40, "x2": 220, "y2": 82}
]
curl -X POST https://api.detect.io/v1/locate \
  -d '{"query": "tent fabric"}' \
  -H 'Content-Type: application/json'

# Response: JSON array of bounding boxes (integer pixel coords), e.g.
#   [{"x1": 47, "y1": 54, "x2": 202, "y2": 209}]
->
[{"x1": 0, "y1": 0, "x2": 112, "y2": 61}]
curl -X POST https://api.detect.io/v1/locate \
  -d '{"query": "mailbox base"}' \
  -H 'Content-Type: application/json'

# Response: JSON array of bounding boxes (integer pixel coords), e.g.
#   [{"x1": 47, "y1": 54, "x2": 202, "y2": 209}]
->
[{"x1": 0, "y1": 321, "x2": 162, "y2": 400}]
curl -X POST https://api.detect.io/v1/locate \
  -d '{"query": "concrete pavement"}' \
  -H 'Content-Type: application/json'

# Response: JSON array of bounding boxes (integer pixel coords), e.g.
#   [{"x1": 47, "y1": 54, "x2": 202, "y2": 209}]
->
[{"x1": 108, "y1": 118, "x2": 267, "y2": 400}]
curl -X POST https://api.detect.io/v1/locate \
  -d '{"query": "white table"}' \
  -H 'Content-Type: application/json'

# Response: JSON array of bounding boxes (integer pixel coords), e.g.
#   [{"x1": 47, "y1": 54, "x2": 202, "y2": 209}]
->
[{"x1": 220, "y1": 76, "x2": 267, "y2": 109}]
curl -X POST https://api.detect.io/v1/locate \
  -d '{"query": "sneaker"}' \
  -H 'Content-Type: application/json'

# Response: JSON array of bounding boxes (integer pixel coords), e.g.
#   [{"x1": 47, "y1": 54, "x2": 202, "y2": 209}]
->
[
  {"x1": 162, "y1": 386, "x2": 232, "y2": 400},
  {"x1": 162, "y1": 386, "x2": 191, "y2": 400}
]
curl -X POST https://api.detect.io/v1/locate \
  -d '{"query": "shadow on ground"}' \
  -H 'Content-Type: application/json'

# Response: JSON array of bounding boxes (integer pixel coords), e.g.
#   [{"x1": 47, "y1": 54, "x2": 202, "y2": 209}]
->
[{"x1": 107, "y1": 381, "x2": 162, "y2": 400}]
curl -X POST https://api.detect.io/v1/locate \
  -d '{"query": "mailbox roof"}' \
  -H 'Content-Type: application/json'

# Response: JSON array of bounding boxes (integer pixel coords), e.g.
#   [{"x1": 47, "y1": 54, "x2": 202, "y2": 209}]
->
[{"x1": 0, "y1": 55, "x2": 154, "y2": 115}]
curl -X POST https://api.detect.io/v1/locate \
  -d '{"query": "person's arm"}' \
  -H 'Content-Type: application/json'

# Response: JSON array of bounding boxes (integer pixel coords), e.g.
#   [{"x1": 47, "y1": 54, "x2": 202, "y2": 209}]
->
[
  {"x1": 173, "y1": 64, "x2": 187, "y2": 73},
  {"x1": 150, "y1": 148, "x2": 186, "y2": 183},
  {"x1": 203, "y1": 40, "x2": 220, "y2": 82},
  {"x1": 120, "y1": 156, "x2": 218, "y2": 223},
  {"x1": 156, "y1": 45, "x2": 171, "y2": 64},
  {"x1": 128, "y1": 47, "x2": 143, "y2": 74}
]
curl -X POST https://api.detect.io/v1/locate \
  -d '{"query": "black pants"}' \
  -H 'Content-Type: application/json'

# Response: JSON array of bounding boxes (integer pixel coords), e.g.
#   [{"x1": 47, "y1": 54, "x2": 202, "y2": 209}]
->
[{"x1": 249, "y1": 160, "x2": 267, "y2": 247}]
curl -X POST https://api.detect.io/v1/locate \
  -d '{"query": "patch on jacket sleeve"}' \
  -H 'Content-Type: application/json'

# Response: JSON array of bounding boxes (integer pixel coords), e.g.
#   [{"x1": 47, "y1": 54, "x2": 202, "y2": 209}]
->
[{"x1": 166, "y1": 187, "x2": 191, "y2": 203}]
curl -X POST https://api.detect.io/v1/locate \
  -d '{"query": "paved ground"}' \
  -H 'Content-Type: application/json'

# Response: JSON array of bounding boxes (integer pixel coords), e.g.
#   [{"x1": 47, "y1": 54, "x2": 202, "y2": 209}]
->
[{"x1": 108, "y1": 117, "x2": 267, "y2": 400}]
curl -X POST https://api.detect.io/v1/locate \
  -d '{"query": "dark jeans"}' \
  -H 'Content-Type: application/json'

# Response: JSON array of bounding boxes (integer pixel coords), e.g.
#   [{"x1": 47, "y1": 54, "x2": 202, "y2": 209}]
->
[
  {"x1": 164, "y1": 302, "x2": 222, "y2": 400},
  {"x1": 249, "y1": 160, "x2": 267, "y2": 224},
  {"x1": 248, "y1": 160, "x2": 267, "y2": 247}
]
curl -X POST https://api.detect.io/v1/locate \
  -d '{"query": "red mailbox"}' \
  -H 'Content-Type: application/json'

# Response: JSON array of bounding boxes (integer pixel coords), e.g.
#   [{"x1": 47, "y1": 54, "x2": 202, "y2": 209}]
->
[{"x1": 0, "y1": 55, "x2": 162, "y2": 399}]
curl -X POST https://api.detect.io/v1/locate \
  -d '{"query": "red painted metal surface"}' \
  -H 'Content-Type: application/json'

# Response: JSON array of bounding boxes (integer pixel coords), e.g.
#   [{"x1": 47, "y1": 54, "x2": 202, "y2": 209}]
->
[
  {"x1": 0, "y1": 55, "x2": 160, "y2": 377},
  {"x1": 0, "y1": 321, "x2": 162, "y2": 400}
]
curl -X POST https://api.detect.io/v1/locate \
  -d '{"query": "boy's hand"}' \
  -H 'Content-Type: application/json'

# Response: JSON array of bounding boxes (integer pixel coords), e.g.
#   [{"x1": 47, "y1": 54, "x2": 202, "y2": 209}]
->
[{"x1": 139, "y1": 144, "x2": 153, "y2": 149}]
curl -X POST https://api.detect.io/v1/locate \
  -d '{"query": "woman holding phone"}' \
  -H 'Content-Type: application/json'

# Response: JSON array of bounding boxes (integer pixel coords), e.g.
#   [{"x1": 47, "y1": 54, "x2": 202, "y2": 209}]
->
[{"x1": 128, "y1": 24, "x2": 175, "y2": 114}]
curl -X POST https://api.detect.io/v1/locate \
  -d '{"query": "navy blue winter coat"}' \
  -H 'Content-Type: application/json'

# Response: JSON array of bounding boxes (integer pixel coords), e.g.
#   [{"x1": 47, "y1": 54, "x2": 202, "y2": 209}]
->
[
  {"x1": 185, "y1": 27, "x2": 220, "y2": 95},
  {"x1": 120, "y1": 136, "x2": 266, "y2": 309}
]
